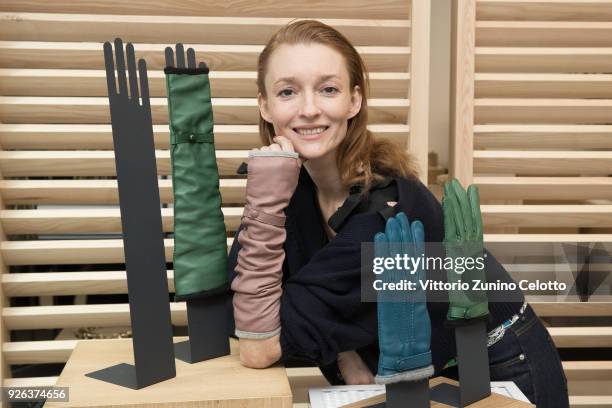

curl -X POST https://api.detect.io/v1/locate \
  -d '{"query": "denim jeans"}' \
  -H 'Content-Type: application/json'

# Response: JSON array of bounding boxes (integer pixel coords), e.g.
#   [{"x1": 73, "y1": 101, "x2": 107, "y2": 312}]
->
[{"x1": 443, "y1": 304, "x2": 569, "y2": 407}]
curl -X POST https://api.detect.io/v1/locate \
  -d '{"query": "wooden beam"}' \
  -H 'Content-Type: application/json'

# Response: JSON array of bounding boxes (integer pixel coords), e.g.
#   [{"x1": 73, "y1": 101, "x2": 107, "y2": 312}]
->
[
  {"x1": 449, "y1": 0, "x2": 475, "y2": 185},
  {"x1": 0, "y1": 207, "x2": 244, "y2": 234},
  {"x1": 0, "y1": 178, "x2": 248, "y2": 205},
  {"x1": 0, "y1": 69, "x2": 410, "y2": 98},
  {"x1": 0, "y1": 0, "x2": 412, "y2": 19},
  {"x1": 477, "y1": 1, "x2": 612, "y2": 22},
  {"x1": 0, "y1": 123, "x2": 408, "y2": 150},
  {"x1": 475, "y1": 74, "x2": 612, "y2": 99},
  {"x1": 474, "y1": 150, "x2": 612, "y2": 176},
  {"x1": 0, "y1": 150, "x2": 248, "y2": 177},
  {"x1": 409, "y1": 0, "x2": 431, "y2": 183},
  {"x1": 0, "y1": 238, "x2": 234, "y2": 266},
  {"x1": 0, "y1": 96, "x2": 410, "y2": 124},
  {"x1": 476, "y1": 47, "x2": 612, "y2": 73},
  {"x1": 477, "y1": 21, "x2": 612, "y2": 47},
  {"x1": 0, "y1": 41, "x2": 411, "y2": 72},
  {"x1": 475, "y1": 98, "x2": 612, "y2": 124},
  {"x1": 0, "y1": 13, "x2": 411, "y2": 46},
  {"x1": 475, "y1": 177, "x2": 612, "y2": 201}
]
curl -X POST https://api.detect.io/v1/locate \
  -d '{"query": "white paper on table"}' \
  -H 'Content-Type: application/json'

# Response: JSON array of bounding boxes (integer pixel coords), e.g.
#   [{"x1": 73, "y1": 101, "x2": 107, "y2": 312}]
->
[{"x1": 309, "y1": 381, "x2": 530, "y2": 408}]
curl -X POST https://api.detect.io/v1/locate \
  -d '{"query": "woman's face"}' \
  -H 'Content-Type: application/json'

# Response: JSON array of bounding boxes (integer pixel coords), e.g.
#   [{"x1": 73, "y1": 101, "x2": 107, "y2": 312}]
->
[{"x1": 258, "y1": 43, "x2": 362, "y2": 161}]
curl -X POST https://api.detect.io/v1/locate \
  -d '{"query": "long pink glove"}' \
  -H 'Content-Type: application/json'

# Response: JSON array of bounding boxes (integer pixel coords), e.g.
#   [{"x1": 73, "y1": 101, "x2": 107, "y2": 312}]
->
[{"x1": 232, "y1": 150, "x2": 301, "y2": 339}]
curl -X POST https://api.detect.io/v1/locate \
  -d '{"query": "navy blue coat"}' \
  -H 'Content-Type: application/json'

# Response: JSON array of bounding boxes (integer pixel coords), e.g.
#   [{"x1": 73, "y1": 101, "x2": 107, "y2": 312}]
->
[{"x1": 227, "y1": 168, "x2": 524, "y2": 383}]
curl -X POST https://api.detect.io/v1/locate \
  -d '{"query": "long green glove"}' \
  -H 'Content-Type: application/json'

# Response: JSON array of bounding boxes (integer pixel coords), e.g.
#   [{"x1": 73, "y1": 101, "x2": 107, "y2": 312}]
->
[
  {"x1": 442, "y1": 179, "x2": 489, "y2": 322},
  {"x1": 165, "y1": 63, "x2": 228, "y2": 300}
]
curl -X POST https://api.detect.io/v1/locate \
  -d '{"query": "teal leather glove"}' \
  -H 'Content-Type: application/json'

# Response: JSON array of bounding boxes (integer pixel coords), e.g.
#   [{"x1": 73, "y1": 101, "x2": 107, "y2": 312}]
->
[
  {"x1": 375, "y1": 212, "x2": 434, "y2": 384},
  {"x1": 165, "y1": 59, "x2": 228, "y2": 300},
  {"x1": 442, "y1": 179, "x2": 489, "y2": 322}
]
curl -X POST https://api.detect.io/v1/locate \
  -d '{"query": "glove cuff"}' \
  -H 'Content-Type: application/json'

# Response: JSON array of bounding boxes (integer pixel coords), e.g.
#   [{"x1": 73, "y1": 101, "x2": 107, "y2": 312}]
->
[
  {"x1": 249, "y1": 150, "x2": 299, "y2": 159},
  {"x1": 235, "y1": 326, "x2": 281, "y2": 340},
  {"x1": 164, "y1": 66, "x2": 210, "y2": 75},
  {"x1": 379, "y1": 350, "x2": 432, "y2": 373},
  {"x1": 375, "y1": 364, "x2": 434, "y2": 384},
  {"x1": 447, "y1": 302, "x2": 490, "y2": 320}
]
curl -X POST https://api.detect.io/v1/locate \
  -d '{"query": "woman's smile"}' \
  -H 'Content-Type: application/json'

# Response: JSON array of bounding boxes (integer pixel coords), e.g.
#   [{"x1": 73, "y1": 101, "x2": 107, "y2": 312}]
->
[{"x1": 293, "y1": 125, "x2": 330, "y2": 140}]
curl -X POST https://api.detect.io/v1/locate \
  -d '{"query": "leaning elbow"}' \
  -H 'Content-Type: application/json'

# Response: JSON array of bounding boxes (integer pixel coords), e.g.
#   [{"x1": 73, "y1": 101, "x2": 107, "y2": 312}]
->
[{"x1": 240, "y1": 348, "x2": 277, "y2": 369}]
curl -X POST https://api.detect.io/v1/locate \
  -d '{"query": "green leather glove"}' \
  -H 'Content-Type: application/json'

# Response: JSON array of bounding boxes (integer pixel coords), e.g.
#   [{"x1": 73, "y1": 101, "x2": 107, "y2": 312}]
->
[
  {"x1": 165, "y1": 60, "x2": 228, "y2": 300},
  {"x1": 442, "y1": 179, "x2": 489, "y2": 323}
]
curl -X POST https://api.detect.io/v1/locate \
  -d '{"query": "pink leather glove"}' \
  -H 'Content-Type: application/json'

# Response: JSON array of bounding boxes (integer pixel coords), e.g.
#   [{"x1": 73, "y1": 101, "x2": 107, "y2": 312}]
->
[{"x1": 232, "y1": 150, "x2": 301, "y2": 339}]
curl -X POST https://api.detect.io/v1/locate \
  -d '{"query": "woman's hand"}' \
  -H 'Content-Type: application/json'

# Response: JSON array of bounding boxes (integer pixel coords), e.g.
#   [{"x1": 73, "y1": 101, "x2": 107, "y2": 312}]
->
[
  {"x1": 337, "y1": 350, "x2": 375, "y2": 385},
  {"x1": 254, "y1": 136, "x2": 304, "y2": 166}
]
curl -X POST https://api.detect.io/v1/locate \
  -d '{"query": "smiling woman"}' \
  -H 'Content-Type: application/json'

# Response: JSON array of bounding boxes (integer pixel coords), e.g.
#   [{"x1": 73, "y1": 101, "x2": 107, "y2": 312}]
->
[
  {"x1": 228, "y1": 20, "x2": 421, "y2": 382},
  {"x1": 224, "y1": 19, "x2": 568, "y2": 408}
]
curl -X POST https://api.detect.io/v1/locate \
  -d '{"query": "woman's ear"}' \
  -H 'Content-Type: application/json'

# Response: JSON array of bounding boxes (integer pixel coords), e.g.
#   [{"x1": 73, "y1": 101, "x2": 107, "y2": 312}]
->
[
  {"x1": 258, "y1": 93, "x2": 273, "y2": 123},
  {"x1": 348, "y1": 85, "x2": 363, "y2": 120}
]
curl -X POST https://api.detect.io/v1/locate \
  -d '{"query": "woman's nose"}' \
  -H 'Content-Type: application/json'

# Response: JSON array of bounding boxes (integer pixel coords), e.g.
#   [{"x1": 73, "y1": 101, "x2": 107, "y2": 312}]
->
[{"x1": 299, "y1": 93, "x2": 321, "y2": 117}]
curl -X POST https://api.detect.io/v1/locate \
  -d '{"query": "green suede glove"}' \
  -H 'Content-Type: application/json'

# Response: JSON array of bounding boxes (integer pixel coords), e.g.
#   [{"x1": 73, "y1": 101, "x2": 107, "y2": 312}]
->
[
  {"x1": 442, "y1": 179, "x2": 489, "y2": 322},
  {"x1": 165, "y1": 63, "x2": 228, "y2": 300}
]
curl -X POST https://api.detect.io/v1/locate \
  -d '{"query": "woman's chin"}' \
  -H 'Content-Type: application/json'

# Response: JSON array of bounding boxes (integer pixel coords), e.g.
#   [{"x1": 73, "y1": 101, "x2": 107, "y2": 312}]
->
[{"x1": 294, "y1": 146, "x2": 329, "y2": 161}]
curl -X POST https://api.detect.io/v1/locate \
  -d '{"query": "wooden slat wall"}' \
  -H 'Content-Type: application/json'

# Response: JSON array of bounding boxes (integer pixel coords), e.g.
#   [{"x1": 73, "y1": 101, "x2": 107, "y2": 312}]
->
[
  {"x1": 451, "y1": 1, "x2": 612, "y2": 406},
  {"x1": 0, "y1": 0, "x2": 430, "y2": 390}
]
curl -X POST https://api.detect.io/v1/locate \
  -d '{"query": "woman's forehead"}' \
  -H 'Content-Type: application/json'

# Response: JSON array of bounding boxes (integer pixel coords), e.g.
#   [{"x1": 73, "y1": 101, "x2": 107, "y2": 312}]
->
[{"x1": 266, "y1": 43, "x2": 349, "y2": 83}]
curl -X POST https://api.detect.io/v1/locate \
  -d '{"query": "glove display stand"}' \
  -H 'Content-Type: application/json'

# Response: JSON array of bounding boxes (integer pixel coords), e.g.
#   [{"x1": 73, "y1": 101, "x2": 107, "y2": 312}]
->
[
  {"x1": 350, "y1": 377, "x2": 533, "y2": 408},
  {"x1": 173, "y1": 295, "x2": 230, "y2": 363},
  {"x1": 45, "y1": 339, "x2": 292, "y2": 408},
  {"x1": 439, "y1": 180, "x2": 491, "y2": 406},
  {"x1": 376, "y1": 380, "x2": 430, "y2": 408},
  {"x1": 425, "y1": 321, "x2": 491, "y2": 407},
  {"x1": 452, "y1": 321, "x2": 491, "y2": 406},
  {"x1": 86, "y1": 38, "x2": 176, "y2": 390},
  {"x1": 164, "y1": 44, "x2": 230, "y2": 364}
]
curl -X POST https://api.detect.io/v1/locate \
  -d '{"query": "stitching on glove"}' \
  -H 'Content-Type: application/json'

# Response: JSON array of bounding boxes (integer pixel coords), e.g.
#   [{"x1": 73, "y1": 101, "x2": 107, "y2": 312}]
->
[{"x1": 242, "y1": 204, "x2": 286, "y2": 227}]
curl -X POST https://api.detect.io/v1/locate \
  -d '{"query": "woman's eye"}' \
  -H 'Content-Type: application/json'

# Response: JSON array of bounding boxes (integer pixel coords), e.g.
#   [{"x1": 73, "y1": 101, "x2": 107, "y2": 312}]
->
[
  {"x1": 322, "y1": 86, "x2": 339, "y2": 95},
  {"x1": 277, "y1": 89, "x2": 294, "y2": 97}
]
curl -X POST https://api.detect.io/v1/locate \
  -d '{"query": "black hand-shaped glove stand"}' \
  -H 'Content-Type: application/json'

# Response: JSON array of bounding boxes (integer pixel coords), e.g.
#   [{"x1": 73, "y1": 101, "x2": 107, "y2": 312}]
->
[{"x1": 86, "y1": 38, "x2": 176, "y2": 389}]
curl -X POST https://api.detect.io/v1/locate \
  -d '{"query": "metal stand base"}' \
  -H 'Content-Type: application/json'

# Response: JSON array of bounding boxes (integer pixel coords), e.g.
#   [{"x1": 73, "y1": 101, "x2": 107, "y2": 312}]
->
[
  {"x1": 430, "y1": 382, "x2": 461, "y2": 406},
  {"x1": 368, "y1": 380, "x2": 430, "y2": 408},
  {"x1": 86, "y1": 363, "x2": 166, "y2": 390},
  {"x1": 174, "y1": 295, "x2": 230, "y2": 363},
  {"x1": 455, "y1": 320, "x2": 491, "y2": 406}
]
